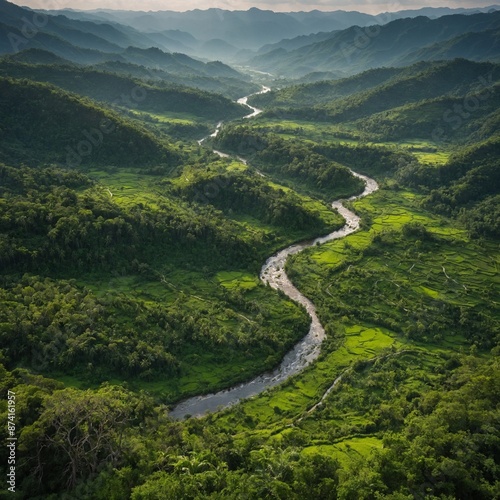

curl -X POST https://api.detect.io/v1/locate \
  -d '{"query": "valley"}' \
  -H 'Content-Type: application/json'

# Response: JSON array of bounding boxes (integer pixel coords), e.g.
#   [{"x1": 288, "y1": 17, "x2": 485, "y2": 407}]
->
[{"x1": 0, "y1": 0, "x2": 499, "y2": 497}]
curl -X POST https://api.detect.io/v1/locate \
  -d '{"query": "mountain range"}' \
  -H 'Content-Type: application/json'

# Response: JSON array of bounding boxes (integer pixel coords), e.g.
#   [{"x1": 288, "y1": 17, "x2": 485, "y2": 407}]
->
[
  {"x1": 250, "y1": 10, "x2": 500, "y2": 77},
  {"x1": 44, "y1": 5, "x2": 500, "y2": 51}
]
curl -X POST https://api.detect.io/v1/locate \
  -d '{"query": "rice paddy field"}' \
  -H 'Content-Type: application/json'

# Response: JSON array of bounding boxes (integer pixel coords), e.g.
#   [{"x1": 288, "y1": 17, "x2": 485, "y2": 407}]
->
[
  {"x1": 207, "y1": 184, "x2": 498, "y2": 465},
  {"x1": 59, "y1": 106, "x2": 498, "y2": 467}
]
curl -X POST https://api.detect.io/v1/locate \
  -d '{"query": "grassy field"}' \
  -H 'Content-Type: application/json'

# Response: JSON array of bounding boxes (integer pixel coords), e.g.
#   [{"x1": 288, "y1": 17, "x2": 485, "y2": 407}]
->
[
  {"x1": 205, "y1": 183, "x2": 498, "y2": 464},
  {"x1": 245, "y1": 117, "x2": 453, "y2": 165},
  {"x1": 61, "y1": 154, "x2": 351, "y2": 400}
]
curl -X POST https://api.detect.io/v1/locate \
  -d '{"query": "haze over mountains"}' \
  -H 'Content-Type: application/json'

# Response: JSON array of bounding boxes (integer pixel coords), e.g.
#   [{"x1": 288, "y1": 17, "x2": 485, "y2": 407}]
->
[{"x1": 1, "y1": 0, "x2": 499, "y2": 71}]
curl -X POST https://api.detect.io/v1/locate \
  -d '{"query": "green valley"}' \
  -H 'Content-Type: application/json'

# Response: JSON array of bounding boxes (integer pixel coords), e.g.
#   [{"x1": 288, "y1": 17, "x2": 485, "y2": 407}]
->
[{"x1": 0, "y1": 1, "x2": 499, "y2": 498}]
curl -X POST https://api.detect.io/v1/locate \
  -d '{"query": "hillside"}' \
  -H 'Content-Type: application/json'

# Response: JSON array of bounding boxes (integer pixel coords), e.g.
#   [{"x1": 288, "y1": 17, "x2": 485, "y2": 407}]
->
[
  {"x1": 1, "y1": 47, "x2": 74, "y2": 65},
  {"x1": 249, "y1": 10, "x2": 500, "y2": 77},
  {"x1": 400, "y1": 28, "x2": 500, "y2": 65},
  {"x1": 253, "y1": 59, "x2": 500, "y2": 126},
  {"x1": 91, "y1": 60, "x2": 260, "y2": 99},
  {"x1": 249, "y1": 66, "x2": 410, "y2": 108},
  {"x1": 0, "y1": 77, "x2": 179, "y2": 167},
  {"x1": 353, "y1": 84, "x2": 500, "y2": 142},
  {"x1": 0, "y1": 61, "x2": 249, "y2": 121}
]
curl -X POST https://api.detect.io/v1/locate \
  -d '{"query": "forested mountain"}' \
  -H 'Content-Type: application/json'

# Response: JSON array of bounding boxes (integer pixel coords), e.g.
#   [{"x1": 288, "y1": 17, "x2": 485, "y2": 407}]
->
[
  {"x1": 2, "y1": 47, "x2": 72, "y2": 65},
  {"x1": 399, "y1": 28, "x2": 500, "y2": 65},
  {"x1": 91, "y1": 60, "x2": 260, "y2": 99},
  {"x1": 0, "y1": 77, "x2": 179, "y2": 167},
  {"x1": 251, "y1": 59, "x2": 500, "y2": 126},
  {"x1": 0, "y1": 61, "x2": 249, "y2": 120},
  {"x1": 249, "y1": 10, "x2": 500, "y2": 77}
]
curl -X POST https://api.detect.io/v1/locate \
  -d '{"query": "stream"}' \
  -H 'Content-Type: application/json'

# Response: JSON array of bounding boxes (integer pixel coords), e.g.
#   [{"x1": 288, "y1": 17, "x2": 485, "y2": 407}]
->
[{"x1": 169, "y1": 87, "x2": 379, "y2": 419}]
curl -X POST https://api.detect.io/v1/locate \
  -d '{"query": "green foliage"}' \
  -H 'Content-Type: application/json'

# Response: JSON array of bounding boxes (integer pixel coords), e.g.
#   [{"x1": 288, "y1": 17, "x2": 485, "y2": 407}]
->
[
  {"x1": 0, "y1": 61, "x2": 249, "y2": 120},
  {"x1": 172, "y1": 169, "x2": 338, "y2": 233},
  {"x1": 215, "y1": 126, "x2": 364, "y2": 199},
  {"x1": 0, "y1": 77, "x2": 179, "y2": 168},
  {"x1": 398, "y1": 135, "x2": 500, "y2": 236},
  {"x1": 462, "y1": 195, "x2": 500, "y2": 238}
]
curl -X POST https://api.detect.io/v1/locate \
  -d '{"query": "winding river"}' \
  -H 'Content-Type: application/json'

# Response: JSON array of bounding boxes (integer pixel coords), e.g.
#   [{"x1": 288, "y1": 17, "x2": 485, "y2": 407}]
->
[{"x1": 169, "y1": 87, "x2": 378, "y2": 419}]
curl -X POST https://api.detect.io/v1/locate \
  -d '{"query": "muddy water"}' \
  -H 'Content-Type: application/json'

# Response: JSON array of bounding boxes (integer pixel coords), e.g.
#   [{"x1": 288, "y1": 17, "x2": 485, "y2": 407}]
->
[{"x1": 169, "y1": 91, "x2": 378, "y2": 419}]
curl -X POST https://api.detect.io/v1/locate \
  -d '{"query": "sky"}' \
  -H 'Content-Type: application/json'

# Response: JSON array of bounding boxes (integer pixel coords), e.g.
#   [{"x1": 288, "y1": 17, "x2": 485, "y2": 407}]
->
[{"x1": 10, "y1": 0, "x2": 499, "y2": 14}]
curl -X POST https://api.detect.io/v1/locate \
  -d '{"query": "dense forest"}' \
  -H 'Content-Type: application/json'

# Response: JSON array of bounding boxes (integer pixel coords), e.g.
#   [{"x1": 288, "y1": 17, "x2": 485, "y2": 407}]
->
[
  {"x1": 0, "y1": 60, "x2": 250, "y2": 120},
  {"x1": 0, "y1": 1, "x2": 499, "y2": 497},
  {"x1": 214, "y1": 126, "x2": 364, "y2": 199}
]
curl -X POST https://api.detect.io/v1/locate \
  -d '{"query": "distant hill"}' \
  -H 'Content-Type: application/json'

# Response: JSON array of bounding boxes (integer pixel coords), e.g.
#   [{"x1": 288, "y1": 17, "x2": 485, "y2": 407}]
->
[
  {"x1": 0, "y1": 0, "x2": 173, "y2": 53},
  {"x1": 257, "y1": 31, "x2": 337, "y2": 55},
  {"x1": 76, "y1": 5, "x2": 500, "y2": 51},
  {"x1": 250, "y1": 59, "x2": 500, "y2": 145},
  {"x1": 287, "y1": 70, "x2": 347, "y2": 84},
  {"x1": 76, "y1": 7, "x2": 338, "y2": 49},
  {"x1": 2, "y1": 47, "x2": 73, "y2": 65},
  {"x1": 249, "y1": 11, "x2": 500, "y2": 77},
  {"x1": 92, "y1": 60, "x2": 259, "y2": 100},
  {"x1": 399, "y1": 29, "x2": 500, "y2": 65},
  {"x1": 0, "y1": 20, "x2": 124, "y2": 65},
  {"x1": 119, "y1": 46, "x2": 245, "y2": 79},
  {"x1": 0, "y1": 77, "x2": 179, "y2": 167},
  {"x1": 0, "y1": 1, "x2": 248, "y2": 75},
  {"x1": 249, "y1": 64, "x2": 426, "y2": 108},
  {"x1": 0, "y1": 61, "x2": 249, "y2": 120}
]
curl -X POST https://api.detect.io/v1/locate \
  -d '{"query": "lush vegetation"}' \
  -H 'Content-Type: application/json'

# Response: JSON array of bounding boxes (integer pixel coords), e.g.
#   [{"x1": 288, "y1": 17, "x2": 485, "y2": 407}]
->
[
  {"x1": 0, "y1": 61, "x2": 249, "y2": 121},
  {"x1": 214, "y1": 126, "x2": 364, "y2": 199},
  {"x1": 0, "y1": 77, "x2": 179, "y2": 167},
  {"x1": 0, "y1": 4, "x2": 499, "y2": 497},
  {"x1": 1, "y1": 156, "x2": 343, "y2": 400}
]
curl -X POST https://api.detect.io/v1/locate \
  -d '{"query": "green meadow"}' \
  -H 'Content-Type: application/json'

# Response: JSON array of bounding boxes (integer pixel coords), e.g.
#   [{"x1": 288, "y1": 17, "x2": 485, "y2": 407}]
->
[{"x1": 205, "y1": 183, "x2": 498, "y2": 465}]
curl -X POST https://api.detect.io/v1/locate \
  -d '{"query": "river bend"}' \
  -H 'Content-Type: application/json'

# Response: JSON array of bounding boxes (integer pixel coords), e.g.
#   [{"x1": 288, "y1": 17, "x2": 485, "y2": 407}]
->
[{"x1": 169, "y1": 88, "x2": 378, "y2": 419}]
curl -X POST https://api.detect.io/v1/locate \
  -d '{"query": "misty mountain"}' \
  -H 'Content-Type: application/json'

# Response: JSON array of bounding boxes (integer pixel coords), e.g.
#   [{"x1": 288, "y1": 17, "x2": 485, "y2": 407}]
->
[
  {"x1": 73, "y1": 7, "x2": 378, "y2": 49},
  {"x1": 400, "y1": 28, "x2": 500, "y2": 65},
  {"x1": 249, "y1": 10, "x2": 500, "y2": 77},
  {"x1": 0, "y1": 0, "x2": 249, "y2": 82},
  {"x1": 40, "y1": 5, "x2": 500, "y2": 53},
  {"x1": 2, "y1": 47, "x2": 74, "y2": 65},
  {"x1": 257, "y1": 31, "x2": 337, "y2": 55}
]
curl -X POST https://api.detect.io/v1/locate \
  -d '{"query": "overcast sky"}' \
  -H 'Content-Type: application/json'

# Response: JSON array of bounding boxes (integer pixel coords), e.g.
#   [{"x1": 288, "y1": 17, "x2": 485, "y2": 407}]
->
[{"x1": 11, "y1": 0, "x2": 499, "y2": 14}]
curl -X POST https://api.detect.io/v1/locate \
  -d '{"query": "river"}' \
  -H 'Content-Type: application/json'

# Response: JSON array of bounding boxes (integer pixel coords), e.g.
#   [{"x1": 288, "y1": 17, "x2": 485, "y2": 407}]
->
[{"x1": 169, "y1": 87, "x2": 378, "y2": 419}]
